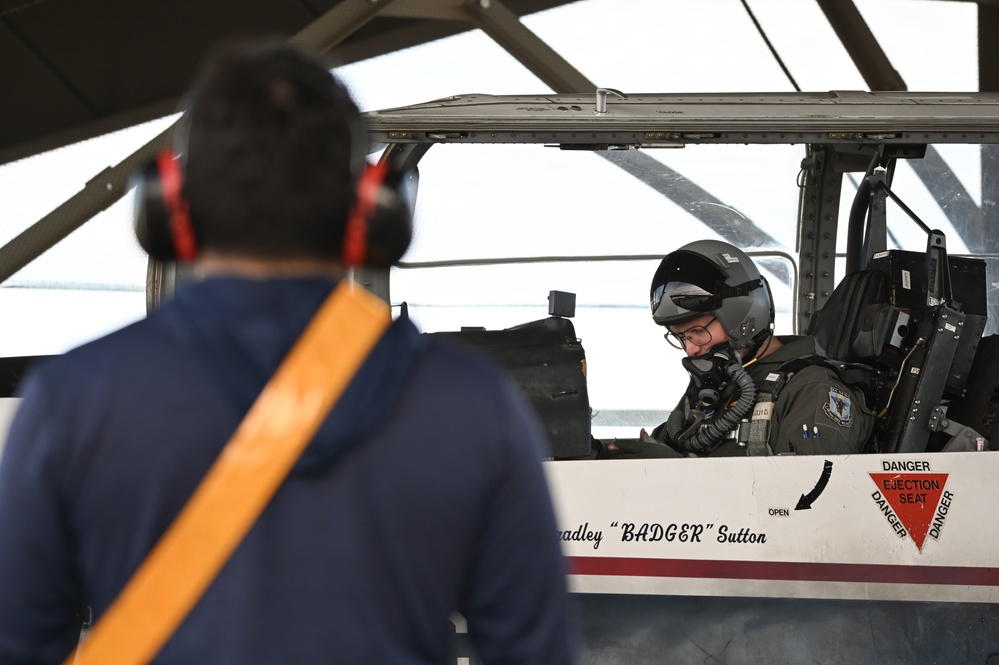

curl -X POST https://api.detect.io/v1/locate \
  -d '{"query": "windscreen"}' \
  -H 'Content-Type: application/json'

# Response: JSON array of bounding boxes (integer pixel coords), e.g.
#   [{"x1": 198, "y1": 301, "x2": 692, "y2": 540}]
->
[{"x1": 390, "y1": 142, "x2": 800, "y2": 438}]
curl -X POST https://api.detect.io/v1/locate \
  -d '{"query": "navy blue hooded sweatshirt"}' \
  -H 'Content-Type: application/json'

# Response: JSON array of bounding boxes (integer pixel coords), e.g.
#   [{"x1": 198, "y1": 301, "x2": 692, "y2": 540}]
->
[{"x1": 0, "y1": 276, "x2": 576, "y2": 664}]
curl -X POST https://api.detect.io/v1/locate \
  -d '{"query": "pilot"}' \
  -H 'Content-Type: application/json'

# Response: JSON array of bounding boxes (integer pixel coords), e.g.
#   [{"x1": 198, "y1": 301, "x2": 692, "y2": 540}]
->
[{"x1": 613, "y1": 239, "x2": 873, "y2": 457}]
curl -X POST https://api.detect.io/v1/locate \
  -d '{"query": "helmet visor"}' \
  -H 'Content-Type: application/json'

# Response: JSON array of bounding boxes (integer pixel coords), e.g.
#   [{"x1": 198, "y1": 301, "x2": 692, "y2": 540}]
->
[{"x1": 651, "y1": 281, "x2": 722, "y2": 325}]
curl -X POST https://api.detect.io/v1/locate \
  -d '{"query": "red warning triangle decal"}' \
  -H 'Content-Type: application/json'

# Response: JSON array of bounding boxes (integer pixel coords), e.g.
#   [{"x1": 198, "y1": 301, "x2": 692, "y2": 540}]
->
[{"x1": 869, "y1": 473, "x2": 949, "y2": 550}]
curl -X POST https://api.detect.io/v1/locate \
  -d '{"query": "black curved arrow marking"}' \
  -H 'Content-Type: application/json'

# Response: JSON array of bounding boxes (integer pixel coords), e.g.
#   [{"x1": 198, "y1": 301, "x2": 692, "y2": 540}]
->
[{"x1": 795, "y1": 460, "x2": 833, "y2": 510}]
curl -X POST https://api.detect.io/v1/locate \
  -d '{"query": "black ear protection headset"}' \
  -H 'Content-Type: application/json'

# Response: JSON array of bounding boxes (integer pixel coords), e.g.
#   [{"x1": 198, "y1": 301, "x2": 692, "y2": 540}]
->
[{"x1": 131, "y1": 55, "x2": 413, "y2": 269}]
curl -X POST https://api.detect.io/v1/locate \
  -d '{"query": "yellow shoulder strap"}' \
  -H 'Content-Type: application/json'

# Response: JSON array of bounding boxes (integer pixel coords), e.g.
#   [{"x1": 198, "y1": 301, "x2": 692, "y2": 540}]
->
[{"x1": 66, "y1": 280, "x2": 391, "y2": 665}]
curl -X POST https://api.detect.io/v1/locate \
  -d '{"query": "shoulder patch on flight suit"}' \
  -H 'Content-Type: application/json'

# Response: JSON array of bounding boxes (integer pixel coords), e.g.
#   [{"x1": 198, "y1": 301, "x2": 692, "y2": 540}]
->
[{"x1": 823, "y1": 387, "x2": 853, "y2": 427}]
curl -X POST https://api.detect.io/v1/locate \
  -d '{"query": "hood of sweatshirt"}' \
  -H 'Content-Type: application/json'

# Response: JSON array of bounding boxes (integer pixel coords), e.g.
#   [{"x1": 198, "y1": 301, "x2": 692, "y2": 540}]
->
[{"x1": 166, "y1": 275, "x2": 423, "y2": 474}]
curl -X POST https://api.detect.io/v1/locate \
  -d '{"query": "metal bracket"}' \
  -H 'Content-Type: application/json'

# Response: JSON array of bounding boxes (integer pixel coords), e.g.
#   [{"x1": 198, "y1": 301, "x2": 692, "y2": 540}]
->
[
  {"x1": 595, "y1": 88, "x2": 627, "y2": 114},
  {"x1": 927, "y1": 405, "x2": 988, "y2": 451}
]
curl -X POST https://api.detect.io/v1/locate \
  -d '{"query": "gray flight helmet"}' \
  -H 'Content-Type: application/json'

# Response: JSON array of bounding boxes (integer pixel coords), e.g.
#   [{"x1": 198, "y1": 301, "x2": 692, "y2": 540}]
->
[{"x1": 650, "y1": 239, "x2": 774, "y2": 350}]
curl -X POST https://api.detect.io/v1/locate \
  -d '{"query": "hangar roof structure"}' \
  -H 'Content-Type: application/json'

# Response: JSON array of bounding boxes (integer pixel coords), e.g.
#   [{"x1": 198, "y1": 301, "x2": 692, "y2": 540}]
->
[
  {"x1": 0, "y1": 0, "x2": 586, "y2": 167},
  {"x1": 3, "y1": 0, "x2": 997, "y2": 169}
]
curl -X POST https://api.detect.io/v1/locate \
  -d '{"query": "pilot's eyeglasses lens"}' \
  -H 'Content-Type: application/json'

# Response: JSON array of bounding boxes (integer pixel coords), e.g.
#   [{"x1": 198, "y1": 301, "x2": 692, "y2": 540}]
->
[
  {"x1": 664, "y1": 323, "x2": 714, "y2": 349},
  {"x1": 664, "y1": 332, "x2": 685, "y2": 349}
]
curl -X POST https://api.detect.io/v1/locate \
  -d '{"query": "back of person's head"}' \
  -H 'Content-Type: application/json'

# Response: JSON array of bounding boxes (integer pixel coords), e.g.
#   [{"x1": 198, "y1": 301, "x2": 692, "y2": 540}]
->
[
  {"x1": 649, "y1": 239, "x2": 774, "y2": 350},
  {"x1": 180, "y1": 40, "x2": 364, "y2": 262}
]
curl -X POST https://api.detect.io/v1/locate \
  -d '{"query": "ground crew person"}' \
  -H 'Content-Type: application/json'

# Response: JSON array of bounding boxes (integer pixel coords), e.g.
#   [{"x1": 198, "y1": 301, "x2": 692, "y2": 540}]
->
[{"x1": 0, "y1": 40, "x2": 578, "y2": 664}]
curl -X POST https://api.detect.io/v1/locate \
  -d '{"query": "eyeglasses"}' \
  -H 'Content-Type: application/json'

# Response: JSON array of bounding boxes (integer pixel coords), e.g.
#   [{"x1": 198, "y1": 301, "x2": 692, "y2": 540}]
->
[{"x1": 665, "y1": 316, "x2": 717, "y2": 349}]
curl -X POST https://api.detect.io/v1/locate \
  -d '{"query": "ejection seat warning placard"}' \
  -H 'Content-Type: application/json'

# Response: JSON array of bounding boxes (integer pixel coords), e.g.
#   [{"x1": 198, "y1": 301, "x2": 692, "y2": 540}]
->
[
  {"x1": 544, "y1": 452, "x2": 988, "y2": 602},
  {"x1": 869, "y1": 460, "x2": 951, "y2": 551}
]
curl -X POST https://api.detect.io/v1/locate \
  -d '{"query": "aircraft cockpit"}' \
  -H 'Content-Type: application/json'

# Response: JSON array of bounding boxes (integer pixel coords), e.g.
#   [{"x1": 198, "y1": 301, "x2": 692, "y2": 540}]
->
[{"x1": 346, "y1": 91, "x2": 999, "y2": 461}]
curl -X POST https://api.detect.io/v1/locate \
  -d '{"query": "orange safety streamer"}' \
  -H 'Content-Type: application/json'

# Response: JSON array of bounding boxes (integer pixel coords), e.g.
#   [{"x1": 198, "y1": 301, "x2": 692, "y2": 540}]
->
[{"x1": 65, "y1": 280, "x2": 391, "y2": 665}]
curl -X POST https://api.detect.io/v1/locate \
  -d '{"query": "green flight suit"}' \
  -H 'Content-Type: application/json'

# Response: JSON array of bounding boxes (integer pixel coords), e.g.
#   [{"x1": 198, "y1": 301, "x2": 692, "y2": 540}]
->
[
  {"x1": 741, "y1": 335, "x2": 873, "y2": 455},
  {"x1": 608, "y1": 335, "x2": 873, "y2": 458}
]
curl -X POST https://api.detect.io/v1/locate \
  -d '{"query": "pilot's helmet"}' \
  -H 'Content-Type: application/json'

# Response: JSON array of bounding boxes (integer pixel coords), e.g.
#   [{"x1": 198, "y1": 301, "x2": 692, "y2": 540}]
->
[{"x1": 650, "y1": 239, "x2": 774, "y2": 351}]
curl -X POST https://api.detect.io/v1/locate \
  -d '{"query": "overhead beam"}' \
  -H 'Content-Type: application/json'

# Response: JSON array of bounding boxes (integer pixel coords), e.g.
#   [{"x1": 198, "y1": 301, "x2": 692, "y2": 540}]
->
[
  {"x1": 0, "y1": 0, "x2": 400, "y2": 285},
  {"x1": 0, "y1": 99, "x2": 179, "y2": 168},
  {"x1": 982, "y1": 5, "x2": 999, "y2": 92},
  {"x1": 462, "y1": 0, "x2": 593, "y2": 93},
  {"x1": 816, "y1": 0, "x2": 982, "y2": 260},
  {"x1": 291, "y1": 0, "x2": 399, "y2": 53},
  {"x1": 0, "y1": 129, "x2": 171, "y2": 284},
  {"x1": 814, "y1": 0, "x2": 906, "y2": 91},
  {"x1": 377, "y1": 0, "x2": 469, "y2": 20}
]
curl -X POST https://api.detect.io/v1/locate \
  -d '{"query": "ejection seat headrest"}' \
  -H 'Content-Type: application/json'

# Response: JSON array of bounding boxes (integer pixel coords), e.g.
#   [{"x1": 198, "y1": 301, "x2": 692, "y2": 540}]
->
[{"x1": 808, "y1": 269, "x2": 898, "y2": 363}]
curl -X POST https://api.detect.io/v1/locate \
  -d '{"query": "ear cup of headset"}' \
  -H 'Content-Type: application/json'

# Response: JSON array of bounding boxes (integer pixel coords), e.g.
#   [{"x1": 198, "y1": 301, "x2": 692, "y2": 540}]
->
[
  {"x1": 343, "y1": 159, "x2": 414, "y2": 269},
  {"x1": 134, "y1": 148, "x2": 414, "y2": 269},
  {"x1": 131, "y1": 150, "x2": 199, "y2": 263}
]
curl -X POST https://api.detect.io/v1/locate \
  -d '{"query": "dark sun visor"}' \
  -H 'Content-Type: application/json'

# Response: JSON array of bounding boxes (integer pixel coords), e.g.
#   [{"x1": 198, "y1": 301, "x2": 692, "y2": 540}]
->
[{"x1": 651, "y1": 278, "x2": 764, "y2": 326}]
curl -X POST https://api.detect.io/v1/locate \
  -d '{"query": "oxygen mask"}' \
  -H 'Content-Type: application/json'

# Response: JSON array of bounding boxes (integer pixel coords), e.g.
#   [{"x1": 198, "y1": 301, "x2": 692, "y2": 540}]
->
[
  {"x1": 667, "y1": 342, "x2": 757, "y2": 454},
  {"x1": 681, "y1": 343, "x2": 743, "y2": 413}
]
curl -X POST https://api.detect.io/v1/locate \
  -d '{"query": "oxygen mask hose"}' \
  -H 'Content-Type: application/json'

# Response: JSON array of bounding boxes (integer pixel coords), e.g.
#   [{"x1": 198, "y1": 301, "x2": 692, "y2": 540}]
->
[{"x1": 665, "y1": 344, "x2": 757, "y2": 453}]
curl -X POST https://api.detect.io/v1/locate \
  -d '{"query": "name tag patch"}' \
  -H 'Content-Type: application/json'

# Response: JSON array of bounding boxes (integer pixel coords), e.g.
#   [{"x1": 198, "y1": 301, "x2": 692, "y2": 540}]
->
[{"x1": 752, "y1": 401, "x2": 773, "y2": 421}]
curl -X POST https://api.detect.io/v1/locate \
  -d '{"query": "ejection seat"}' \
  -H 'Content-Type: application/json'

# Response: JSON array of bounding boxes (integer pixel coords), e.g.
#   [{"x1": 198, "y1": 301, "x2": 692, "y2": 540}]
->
[
  {"x1": 810, "y1": 268, "x2": 898, "y2": 368},
  {"x1": 807, "y1": 151, "x2": 995, "y2": 454},
  {"x1": 807, "y1": 243, "x2": 990, "y2": 455}
]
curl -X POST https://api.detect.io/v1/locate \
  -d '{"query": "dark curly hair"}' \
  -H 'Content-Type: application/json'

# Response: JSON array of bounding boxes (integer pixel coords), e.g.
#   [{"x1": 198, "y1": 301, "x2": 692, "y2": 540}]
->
[{"x1": 179, "y1": 40, "x2": 365, "y2": 262}]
